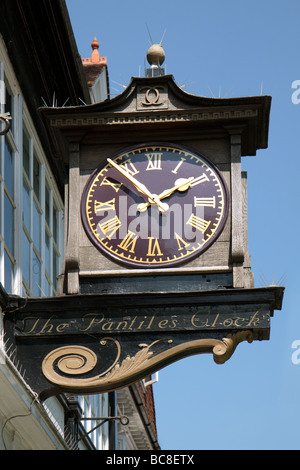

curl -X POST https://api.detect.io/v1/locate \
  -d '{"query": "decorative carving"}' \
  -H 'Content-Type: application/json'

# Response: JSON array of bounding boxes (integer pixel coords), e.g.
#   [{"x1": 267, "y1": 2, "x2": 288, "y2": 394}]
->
[
  {"x1": 212, "y1": 330, "x2": 253, "y2": 364},
  {"x1": 137, "y1": 85, "x2": 169, "y2": 110},
  {"x1": 42, "y1": 331, "x2": 253, "y2": 394},
  {"x1": 49, "y1": 109, "x2": 258, "y2": 128},
  {"x1": 141, "y1": 87, "x2": 165, "y2": 107}
]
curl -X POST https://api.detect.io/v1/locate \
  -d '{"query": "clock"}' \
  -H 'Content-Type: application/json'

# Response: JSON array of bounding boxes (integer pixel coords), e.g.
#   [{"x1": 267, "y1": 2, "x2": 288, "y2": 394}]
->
[{"x1": 81, "y1": 143, "x2": 229, "y2": 268}]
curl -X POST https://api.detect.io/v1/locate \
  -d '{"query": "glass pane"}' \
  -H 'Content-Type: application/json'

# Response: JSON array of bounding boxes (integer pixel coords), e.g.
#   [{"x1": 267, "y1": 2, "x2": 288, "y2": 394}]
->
[
  {"x1": 22, "y1": 178, "x2": 30, "y2": 230},
  {"x1": 22, "y1": 230, "x2": 30, "y2": 287},
  {"x1": 33, "y1": 199, "x2": 41, "y2": 254},
  {"x1": 45, "y1": 185, "x2": 50, "y2": 227},
  {"x1": 45, "y1": 231, "x2": 50, "y2": 276},
  {"x1": 4, "y1": 249, "x2": 13, "y2": 293},
  {"x1": 4, "y1": 138, "x2": 13, "y2": 196},
  {"x1": 23, "y1": 128, "x2": 30, "y2": 177},
  {"x1": 33, "y1": 153, "x2": 40, "y2": 199},
  {"x1": 4, "y1": 192, "x2": 14, "y2": 254},
  {"x1": 53, "y1": 206, "x2": 58, "y2": 244},
  {"x1": 44, "y1": 277, "x2": 51, "y2": 297},
  {"x1": 32, "y1": 251, "x2": 41, "y2": 297}
]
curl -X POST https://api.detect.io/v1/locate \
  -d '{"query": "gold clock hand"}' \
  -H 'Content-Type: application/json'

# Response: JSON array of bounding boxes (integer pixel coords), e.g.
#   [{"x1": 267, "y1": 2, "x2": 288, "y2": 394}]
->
[
  {"x1": 107, "y1": 159, "x2": 168, "y2": 212},
  {"x1": 157, "y1": 177, "x2": 194, "y2": 199},
  {"x1": 137, "y1": 177, "x2": 194, "y2": 213}
]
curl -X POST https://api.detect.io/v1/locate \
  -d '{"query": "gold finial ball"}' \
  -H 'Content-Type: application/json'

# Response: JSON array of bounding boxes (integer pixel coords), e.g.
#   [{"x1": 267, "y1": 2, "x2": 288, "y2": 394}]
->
[{"x1": 146, "y1": 44, "x2": 165, "y2": 66}]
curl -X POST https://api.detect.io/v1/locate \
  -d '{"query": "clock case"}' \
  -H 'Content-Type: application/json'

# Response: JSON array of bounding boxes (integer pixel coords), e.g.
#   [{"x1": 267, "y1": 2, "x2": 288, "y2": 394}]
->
[{"x1": 40, "y1": 74, "x2": 271, "y2": 296}]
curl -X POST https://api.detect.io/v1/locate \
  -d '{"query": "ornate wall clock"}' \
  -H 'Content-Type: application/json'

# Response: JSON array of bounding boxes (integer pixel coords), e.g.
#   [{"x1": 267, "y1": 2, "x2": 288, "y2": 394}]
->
[{"x1": 81, "y1": 143, "x2": 229, "y2": 268}]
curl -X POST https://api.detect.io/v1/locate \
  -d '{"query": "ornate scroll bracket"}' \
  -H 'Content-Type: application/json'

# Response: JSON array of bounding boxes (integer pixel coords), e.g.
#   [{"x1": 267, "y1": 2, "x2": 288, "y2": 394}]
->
[
  {"x1": 41, "y1": 331, "x2": 253, "y2": 396},
  {"x1": 0, "y1": 113, "x2": 12, "y2": 135}
]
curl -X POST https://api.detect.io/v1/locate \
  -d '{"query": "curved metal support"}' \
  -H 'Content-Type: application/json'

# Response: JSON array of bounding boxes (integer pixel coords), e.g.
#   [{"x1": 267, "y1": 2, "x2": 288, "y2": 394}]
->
[
  {"x1": 0, "y1": 113, "x2": 12, "y2": 136},
  {"x1": 78, "y1": 415, "x2": 129, "y2": 442}
]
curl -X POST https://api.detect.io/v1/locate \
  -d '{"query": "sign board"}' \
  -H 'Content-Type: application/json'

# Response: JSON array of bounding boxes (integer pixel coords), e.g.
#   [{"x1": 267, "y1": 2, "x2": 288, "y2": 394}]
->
[{"x1": 3, "y1": 286, "x2": 283, "y2": 399}]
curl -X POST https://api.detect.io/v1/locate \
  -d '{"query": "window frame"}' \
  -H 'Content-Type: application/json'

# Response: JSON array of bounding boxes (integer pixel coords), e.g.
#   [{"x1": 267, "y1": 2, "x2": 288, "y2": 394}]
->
[{"x1": 0, "y1": 48, "x2": 64, "y2": 297}]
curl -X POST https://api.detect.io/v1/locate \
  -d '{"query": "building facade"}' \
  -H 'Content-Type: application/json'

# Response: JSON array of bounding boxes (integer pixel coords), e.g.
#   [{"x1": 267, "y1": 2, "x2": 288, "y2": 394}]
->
[{"x1": 0, "y1": 0, "x2": 159, "y2": 450}]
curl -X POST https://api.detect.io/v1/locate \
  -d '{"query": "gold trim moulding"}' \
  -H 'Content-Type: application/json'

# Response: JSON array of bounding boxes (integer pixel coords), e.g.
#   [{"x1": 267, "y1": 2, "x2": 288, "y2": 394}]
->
[
  {"x1": 49, "y1": 109, "x2": 259, "y2": 128},
  {"x1": 79, "y1": 266, "x2": 233, "y2": 277}
]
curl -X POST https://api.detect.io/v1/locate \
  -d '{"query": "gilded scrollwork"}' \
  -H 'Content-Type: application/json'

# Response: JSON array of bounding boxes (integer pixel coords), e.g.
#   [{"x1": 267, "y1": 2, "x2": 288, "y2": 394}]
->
[{"x1": 42, "y1": 331, "x2": 253, "y2": 394}]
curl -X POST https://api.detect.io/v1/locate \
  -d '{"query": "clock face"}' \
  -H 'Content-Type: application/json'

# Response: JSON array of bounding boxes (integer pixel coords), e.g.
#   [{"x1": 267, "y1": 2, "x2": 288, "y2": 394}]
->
[{"x1": 81, "y1": 143, "x2": 229, "y2": 268}]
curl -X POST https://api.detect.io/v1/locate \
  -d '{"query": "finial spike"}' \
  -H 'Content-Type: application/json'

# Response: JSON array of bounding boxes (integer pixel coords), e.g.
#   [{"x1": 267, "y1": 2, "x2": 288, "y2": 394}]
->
[
  {"x1": 146, "y1": 23, "x2": 154, "y2": 45},
  {"x1": 160, "y1": 29, "x2": 167, "y2": 45}
]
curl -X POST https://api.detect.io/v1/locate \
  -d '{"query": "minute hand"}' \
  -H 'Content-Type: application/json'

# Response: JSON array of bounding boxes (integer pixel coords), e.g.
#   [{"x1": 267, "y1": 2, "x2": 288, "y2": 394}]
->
[{"x1": 107, "y1": 159, "x2": 167, "y2": 212}]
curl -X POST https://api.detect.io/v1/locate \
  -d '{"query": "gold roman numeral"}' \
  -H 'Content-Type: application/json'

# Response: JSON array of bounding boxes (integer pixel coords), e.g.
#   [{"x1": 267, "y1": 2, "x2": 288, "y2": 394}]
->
[
  {"x1": 98, "y1": 216, "x2": 122, "y2": 239},
  {"x1": 187, "y1": 214, "x2": 211, "y2": 233},
  {"x1": 175, "y1": 233, "x2": 190, "y2": 251},
  {"x1": 147, "y1": 237, "x2": 163, "y2": 256},
  {"x1": 190, "y1": 173, "x2": 209, "y2": 187},
  {"x1": 100, "y1": 177, "x2": 122, "y2": 192},
  {"x1": 172, "y1": 158, "x2": 185, "y2": 174},
  {"x1": 145, "y1": 153, "x2": 163, "y2": 171},
  {"x1": 94, "y1": 198, "x2": 116, "y2": 214},
  {"x1": 119, "y1": 159, "x2": 139, "y2": 176},
  {"x1": 118, "y1": 231, "x2": 138, "y2": 253},
  {"x1": 194, "y1": 196, "x2": 216, "y2": 208}
]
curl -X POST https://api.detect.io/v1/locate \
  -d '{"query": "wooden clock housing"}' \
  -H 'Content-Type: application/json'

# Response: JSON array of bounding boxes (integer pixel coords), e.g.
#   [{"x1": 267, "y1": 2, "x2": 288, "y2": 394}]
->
[{"x1": 40, "y1": 75, "x2": 271, "y2": 295}]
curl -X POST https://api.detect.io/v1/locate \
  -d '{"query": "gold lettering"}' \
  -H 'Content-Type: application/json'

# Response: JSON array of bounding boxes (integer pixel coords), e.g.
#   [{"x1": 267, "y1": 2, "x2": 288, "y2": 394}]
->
[
  {"x1": 118, "y1": 231, "x2": 138, "y2": 253},
  {"x1": 190, "y1": 173, "x2": 209, "y2": 187},
  {"x1": 175, "y1": 232, "x2": 190, "y2": 251},
  {"x1": 234, "y1": 317, "x2": 245, "y2": 327},
  {"x1": 194, "y1": 196, "x2": 216, "y2": 208},
  {"x1": 115, "y1": 321, "x2": 128, "y2": 330},
  {"x1": 146, "y1": 315, "x2": 156, "y2": 329},
  {"x1": 191, "y1": 312, "x2": 210, "y2": 328},
  {"x1": 94, "y1": 198, "x2": 116, "y2": 214},
  {"x1": 187, "y1": 214, "x2": 211, "y2": 233},
  {"x1": 158, "y1": 320, "x2": 169, "y2": 328},
  {"x1": 102, "y1": 321, "x2": 114, "y2": 331},
  {"x1": 246, "y1": 311, "x2": 260, "y2": 327},
  {"x1": 223, "y1": 318, "x2": 233, "y2": 327},
  {"x1": 40, "y1": 318, "x2": 55, "y2": 334},
  {"x1": 25, "y1": 317, "x2": 41, "y2": 334},
  {"x1": 120, "y1": 159, "x2": 139, "y2": 176},
  {"x1": 211, "y1": 314, "x2": 220, "y2": 328},
  {"x1": 146, "y1": 152, "x2": 163, "y2": 171},
  {"x1": 100, "y1": 177, "x2": 122, "y2": 192},
  {"x1": 80, "y1": 314, "x2": 104, "y2": 332},
  {"x1": 99, "y1": 215, "x2": 122, "y2": 239},
  {"x1": 129, "y1": 317, "x2": 137, "y2": 330},
  {"x1": 172, "y1": 158, "x2": 185, "y2": 174},
  {"x1": 147, "y1": 237, "x2": 163, "y2": 257},
  {"x1": 56, "y1": 323, "x2": 69, "y2": 333}
]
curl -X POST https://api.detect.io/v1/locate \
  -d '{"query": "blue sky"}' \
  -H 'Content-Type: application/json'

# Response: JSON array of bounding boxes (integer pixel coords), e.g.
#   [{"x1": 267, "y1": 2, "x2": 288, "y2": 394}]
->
[{"x1": 66, "y1": 0, "x2": 300, "y2": 450}]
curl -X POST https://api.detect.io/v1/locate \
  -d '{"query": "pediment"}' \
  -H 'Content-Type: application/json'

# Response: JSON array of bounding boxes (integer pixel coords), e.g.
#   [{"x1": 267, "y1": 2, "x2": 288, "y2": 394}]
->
[{"x1": 39, "y1": 74, "x2": 271, "y2": 162}]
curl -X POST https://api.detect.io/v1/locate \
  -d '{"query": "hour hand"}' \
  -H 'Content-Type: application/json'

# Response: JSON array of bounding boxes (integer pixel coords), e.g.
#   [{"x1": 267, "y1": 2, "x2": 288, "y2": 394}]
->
[
  {"x1": 107, "y1": 158, "x2": 168, "y2": 212},
  {"x1": 137, "y1": 177, "x2": 194, "y2": 213}
]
